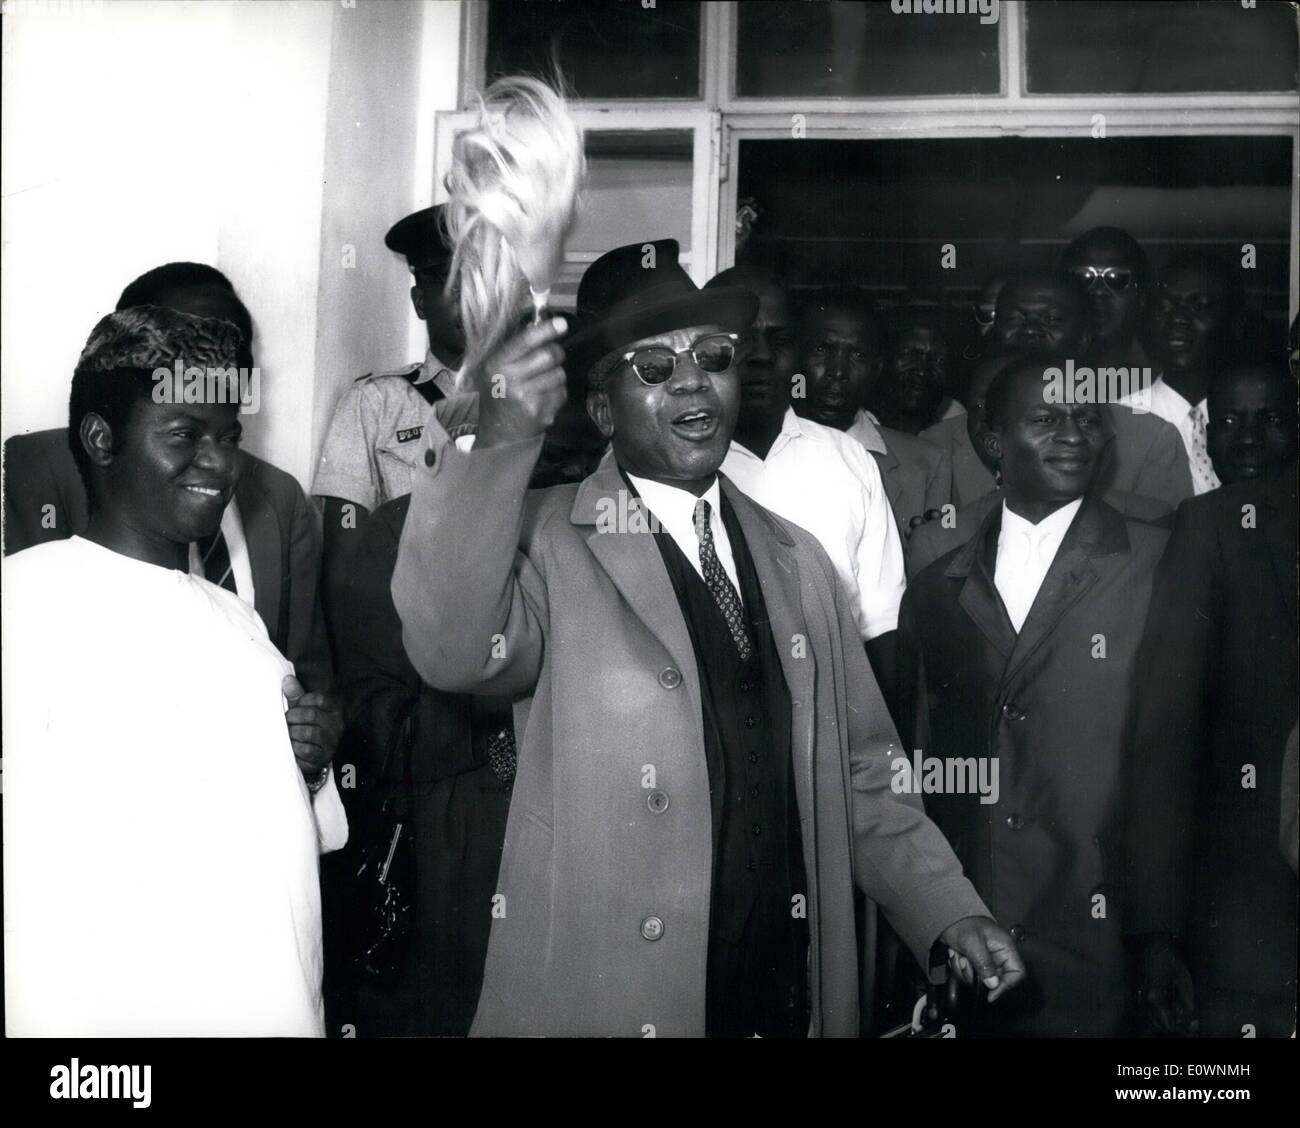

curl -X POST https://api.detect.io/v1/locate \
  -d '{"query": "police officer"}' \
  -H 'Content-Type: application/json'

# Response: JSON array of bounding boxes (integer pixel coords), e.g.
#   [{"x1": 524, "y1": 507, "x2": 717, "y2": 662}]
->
[{"x1": 313, "y1": 204, "x2": 477, "y2": 651}]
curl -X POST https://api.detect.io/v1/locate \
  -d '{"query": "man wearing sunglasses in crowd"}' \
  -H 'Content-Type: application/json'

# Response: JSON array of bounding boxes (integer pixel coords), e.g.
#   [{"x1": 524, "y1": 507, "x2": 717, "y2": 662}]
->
[
  {"x1": 1061, "y1": 225, "x2": 1153, "y2": 373},
  {"x1": 390, "y1": 239, "x2": 1025, "y2": 1037}
]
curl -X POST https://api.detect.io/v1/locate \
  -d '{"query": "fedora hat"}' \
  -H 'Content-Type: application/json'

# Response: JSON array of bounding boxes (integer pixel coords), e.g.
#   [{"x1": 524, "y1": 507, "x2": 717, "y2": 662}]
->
[{"x1": 565, "y1": 240, "x2": 757, "y2": 388}]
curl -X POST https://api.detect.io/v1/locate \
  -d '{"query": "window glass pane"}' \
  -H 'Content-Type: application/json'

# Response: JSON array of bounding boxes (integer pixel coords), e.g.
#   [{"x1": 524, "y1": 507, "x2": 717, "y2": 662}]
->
[
  {"x1": 553, "y1": 131, "x2": 695, "y2": 307},
  {"x1": 736, "y1": 0, "x2": 1000, "y2": 98},
  {"x1": 736, "y1": 136, "x2": 1293, "y2": 329},
  {"x1": 1026, "y1": 0, "x2": 1298, "y2": 94},
  {"x1": 485, "y1": 0, "x2": 701, "y2": 100}
]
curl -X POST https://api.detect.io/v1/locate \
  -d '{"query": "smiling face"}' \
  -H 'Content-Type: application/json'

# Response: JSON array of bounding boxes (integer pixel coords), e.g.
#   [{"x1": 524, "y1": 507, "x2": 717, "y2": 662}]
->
[
  {"x1": 993, "y1": 277, "x2": 1089, "y2": 355},
  {"x1": 588, "y1": 323, "x2": 739, "y2": 492},
  {"x1": 986, "y1": 363, "x2": 1108, "y2": 508},
  {"x1": 93, "y1": 398, "x2": 243, "y2": 545},
  {"x1": 1207, "y1": 365, "x2": 1298, "y2": 484},
  {"x1": 1146, "y1": 263, "x2": 1230, "y2": 375},
  {"x1": 799, "y1": 304, "x2": 875, "y2": 430}
]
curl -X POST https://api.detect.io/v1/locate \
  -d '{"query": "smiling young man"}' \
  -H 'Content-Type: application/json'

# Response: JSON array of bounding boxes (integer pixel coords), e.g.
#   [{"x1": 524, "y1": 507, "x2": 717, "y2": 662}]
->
[
  {"x1": 898, "y1": 354, "x2": 1171, "y2": 1035},
  {"x1": 391, "y1": 240, "x2": 1024, "y2": 1038},
  {"x1": 1127, "y1": 253, "x2": 1245, "y2": 494},
  {"x1": 3, "y1": 307, "x2": 346, "y2": 1036}
]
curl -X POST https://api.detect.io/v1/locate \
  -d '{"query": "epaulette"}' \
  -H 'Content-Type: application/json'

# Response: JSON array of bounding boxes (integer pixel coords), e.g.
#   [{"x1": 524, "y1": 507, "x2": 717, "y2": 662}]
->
[{"x1": 352, "y1": 362, "x2": 422, "y2": 385}]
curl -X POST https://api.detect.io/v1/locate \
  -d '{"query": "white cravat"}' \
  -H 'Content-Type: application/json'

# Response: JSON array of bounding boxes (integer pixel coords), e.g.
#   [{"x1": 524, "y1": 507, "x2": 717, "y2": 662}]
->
[
  {"x1": 993, "y1": 497, "x2": 1083, "y2": 633},
  {"x1": 625, "y1": 472, "x2": 741, "y2": 599}
]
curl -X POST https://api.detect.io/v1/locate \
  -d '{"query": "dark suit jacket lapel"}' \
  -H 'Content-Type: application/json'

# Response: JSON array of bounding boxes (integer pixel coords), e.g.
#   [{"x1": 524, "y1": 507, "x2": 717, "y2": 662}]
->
[
  {"x1": 571, "y1": 463, "x2": 701, "y2": 718},
  {"x1": 1002, "y1": 498, "x2": 1127, "y2": 685},
  {"x1": 234, "y1": 456, "x2": 285, "y2": 646},
  {"x1": 946, "y1": 505, "x2": 1017, "y2": 662}
]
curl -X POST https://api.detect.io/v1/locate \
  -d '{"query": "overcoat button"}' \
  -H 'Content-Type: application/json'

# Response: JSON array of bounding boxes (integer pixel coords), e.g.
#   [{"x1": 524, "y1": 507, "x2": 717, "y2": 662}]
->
[
  {"x1": 647, "y1": 790, "x2": 670, "y2": 814},
  {"x1": 423, "y1": 448, "x2": 436, "y2": 468},
  {"x1": 1010, "y1": 924, "x2": 1028, "y2": 942},
  {"x1": 1001, "y1": 702, "x2": 1025, "y2": 721},
  {"x1": 1006, "y1": 813, "x2": 1026, "y2": 831},
  {"x1": 640, "y1": 916, "x2": 664, "y2": 941},
  {"x1": 658, "y1": 667, "x2": 682, "y2": 689}
]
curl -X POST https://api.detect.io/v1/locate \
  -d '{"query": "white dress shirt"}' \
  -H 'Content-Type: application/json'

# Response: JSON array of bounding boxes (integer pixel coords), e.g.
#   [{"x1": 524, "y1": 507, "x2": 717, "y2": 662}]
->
[
  {"x1": 721, "y1": 407, "x2": 905, "y2": 640},
  {"x1": 626, "y1": 472, "x2": 741, "y2": 597},
  {"x1": 993, "y1": 497, "x2": 1083, "y2": 633},
  {"x1": 1119, "y1": 376, "x2": 1219, "y2": 495},
  {"x1": 2, "y1": 536, "x2": 346, "y2": 1036}
]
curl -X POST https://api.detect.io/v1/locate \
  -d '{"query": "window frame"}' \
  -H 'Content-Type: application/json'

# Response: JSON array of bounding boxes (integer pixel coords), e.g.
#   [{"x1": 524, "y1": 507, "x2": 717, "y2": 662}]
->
[{"x1": 456, "y1": 1, "x2": 1299, "y2": 310}]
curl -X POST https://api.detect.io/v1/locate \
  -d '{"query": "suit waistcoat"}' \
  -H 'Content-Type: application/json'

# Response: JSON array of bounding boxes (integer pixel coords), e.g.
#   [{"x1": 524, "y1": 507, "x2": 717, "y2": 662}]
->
[{"x1": 650, "y1": 492, "x2": 806, "y2": 949}]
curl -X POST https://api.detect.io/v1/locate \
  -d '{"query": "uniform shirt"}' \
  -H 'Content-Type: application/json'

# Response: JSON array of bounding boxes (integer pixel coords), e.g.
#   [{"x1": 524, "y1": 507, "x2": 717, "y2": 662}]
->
[
  {"x1": 1119, "y1": 376, "x2": 1220, "y2": 495},
  {"x1": 312, "y1": 351, "x2": 476, "y2": 511},
  {"x1": 721, "y1": 408, "x2": 905, "y2": 640},
  {"x1": 2, "y1": 536, "x2": 347, "y2": 1036},
  {"x1": 993, "y1": 497, "x2": 1083, "y2": 633},
  {"x1": 626, "y1": 472, "x2": 740, "y2": 597}
]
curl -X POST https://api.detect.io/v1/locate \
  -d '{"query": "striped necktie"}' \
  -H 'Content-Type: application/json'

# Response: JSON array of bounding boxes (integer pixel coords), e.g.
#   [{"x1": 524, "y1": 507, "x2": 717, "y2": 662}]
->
[
  {"x1": 692, "y1": 498, "x2": 752, "y2": 662},
  {"x1": 197, "y1": 529, "x2": 237, "y2": 593}
]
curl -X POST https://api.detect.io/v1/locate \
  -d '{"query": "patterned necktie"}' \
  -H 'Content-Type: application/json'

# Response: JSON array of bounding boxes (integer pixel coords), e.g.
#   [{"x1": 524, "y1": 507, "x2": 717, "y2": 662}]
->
[
  {"x1": 692, "y1": 498, "x2": 753, "y2": 662},
  {"x1": 197, "y1": 529, "x2": 237, "y2": 593},
  {"x1": 1188, "y1": 405, "x2": 1221, "y2": 493}
]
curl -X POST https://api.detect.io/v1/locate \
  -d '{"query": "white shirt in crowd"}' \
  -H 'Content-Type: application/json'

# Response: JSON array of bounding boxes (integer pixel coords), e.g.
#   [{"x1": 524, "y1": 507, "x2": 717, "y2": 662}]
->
[
  {"x1": 720, "y1": 407, "x2": 906, "y2": 641},
  {"x1": 1119, "y1": 376, "x2": 1220, "y2": 495},
  {"x1": 993, "y1": 497, "x2": 1083, "y2": 633},
  {"x1": 627, "y1": 472, "x2": 741, "y2": 596},
  {"x1": 2, "y1": 536, "x2": 347, "y2": 1037}
]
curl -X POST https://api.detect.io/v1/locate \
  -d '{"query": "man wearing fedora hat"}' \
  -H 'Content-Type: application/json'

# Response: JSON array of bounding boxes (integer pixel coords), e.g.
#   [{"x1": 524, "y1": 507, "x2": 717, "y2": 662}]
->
[{"x1": 392, "y1": 239, "x2": 1024, "y2": 1037}]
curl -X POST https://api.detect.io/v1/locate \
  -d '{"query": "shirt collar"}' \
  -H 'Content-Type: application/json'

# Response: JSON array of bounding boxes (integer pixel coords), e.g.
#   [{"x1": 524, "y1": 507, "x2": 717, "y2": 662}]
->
[
  {"x1": 1000, "y1": 495, "x2": 1083, "y2": 545},
  {"x1": 415, "y1": 349, "x2": 460, "y2": 395},
  {"x1": 1152, "y1": 375, "x2": 1209, "y2": 420},
  {"x1": 624, "y1": 471, "x2": 721, "y2": 542},
  {"x1": 846, "y1": 408, "x2": 888, "y2": 455}
]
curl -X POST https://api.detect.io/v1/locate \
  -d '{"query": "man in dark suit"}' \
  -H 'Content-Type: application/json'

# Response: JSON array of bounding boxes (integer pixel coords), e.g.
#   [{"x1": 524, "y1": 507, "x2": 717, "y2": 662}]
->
[
  {"x1": 391, "y1": 240, "x2": 1025, "y2": 1037},
  {"x1": 3, "y1": 263, "x2": 331, "y2": 689},
  {"x1": 1125, "y1": 464, "x2": 1297, "y2": 1038},
  {"x1": 899, "y1": 354, "x2": 1172, "y2": 1035}
]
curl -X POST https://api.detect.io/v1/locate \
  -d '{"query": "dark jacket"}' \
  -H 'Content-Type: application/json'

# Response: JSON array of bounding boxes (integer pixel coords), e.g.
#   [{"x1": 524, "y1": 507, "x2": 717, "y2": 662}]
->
[
  {"x1": 3, "y1": 427, "x2": 331, "y2": 689},
  {"x1": 899, "y1": 497, "x2": 1170, "y2": 1035},
  {"x1": 1123, "y1": 471, "x2": 1298, "y2": 1030},
  {"x1": 334, "y1": 494, "x2": 511, "y2": 1036}
]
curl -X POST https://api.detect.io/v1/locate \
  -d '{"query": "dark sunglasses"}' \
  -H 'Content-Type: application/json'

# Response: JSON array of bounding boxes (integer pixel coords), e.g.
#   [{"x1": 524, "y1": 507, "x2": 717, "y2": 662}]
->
[
  {"x1": 618, "y1": 332, "x2": 739, "y2": 386},
  {"x1": 1071, "y1": 266, "x2": 1136, "y2": 293}
]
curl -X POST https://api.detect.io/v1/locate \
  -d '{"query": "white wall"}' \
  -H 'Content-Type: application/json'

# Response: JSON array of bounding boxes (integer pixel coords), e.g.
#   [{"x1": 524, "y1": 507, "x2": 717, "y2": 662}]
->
[{"x1": 1, "y1": 0, "x2": 463, "y2": 489}]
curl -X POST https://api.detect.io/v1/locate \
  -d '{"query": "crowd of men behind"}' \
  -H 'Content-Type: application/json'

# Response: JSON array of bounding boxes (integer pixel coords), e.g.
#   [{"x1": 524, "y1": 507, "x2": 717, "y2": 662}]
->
[{"x1": 2, "y1": 206, "x2": 1296, "y2": 1039}]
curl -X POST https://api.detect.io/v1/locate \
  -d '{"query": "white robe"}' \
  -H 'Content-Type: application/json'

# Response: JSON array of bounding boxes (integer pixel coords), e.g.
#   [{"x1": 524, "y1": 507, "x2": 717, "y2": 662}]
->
[{"x1": 2, "y1": 536, "x2": 347, "y2": 1036}]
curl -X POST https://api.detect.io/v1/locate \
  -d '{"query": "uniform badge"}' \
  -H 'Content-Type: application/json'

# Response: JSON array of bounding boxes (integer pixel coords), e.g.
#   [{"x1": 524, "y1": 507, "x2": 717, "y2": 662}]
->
[{"x1": 396, "y1": 426, "x2": 424, "y2": 443}]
